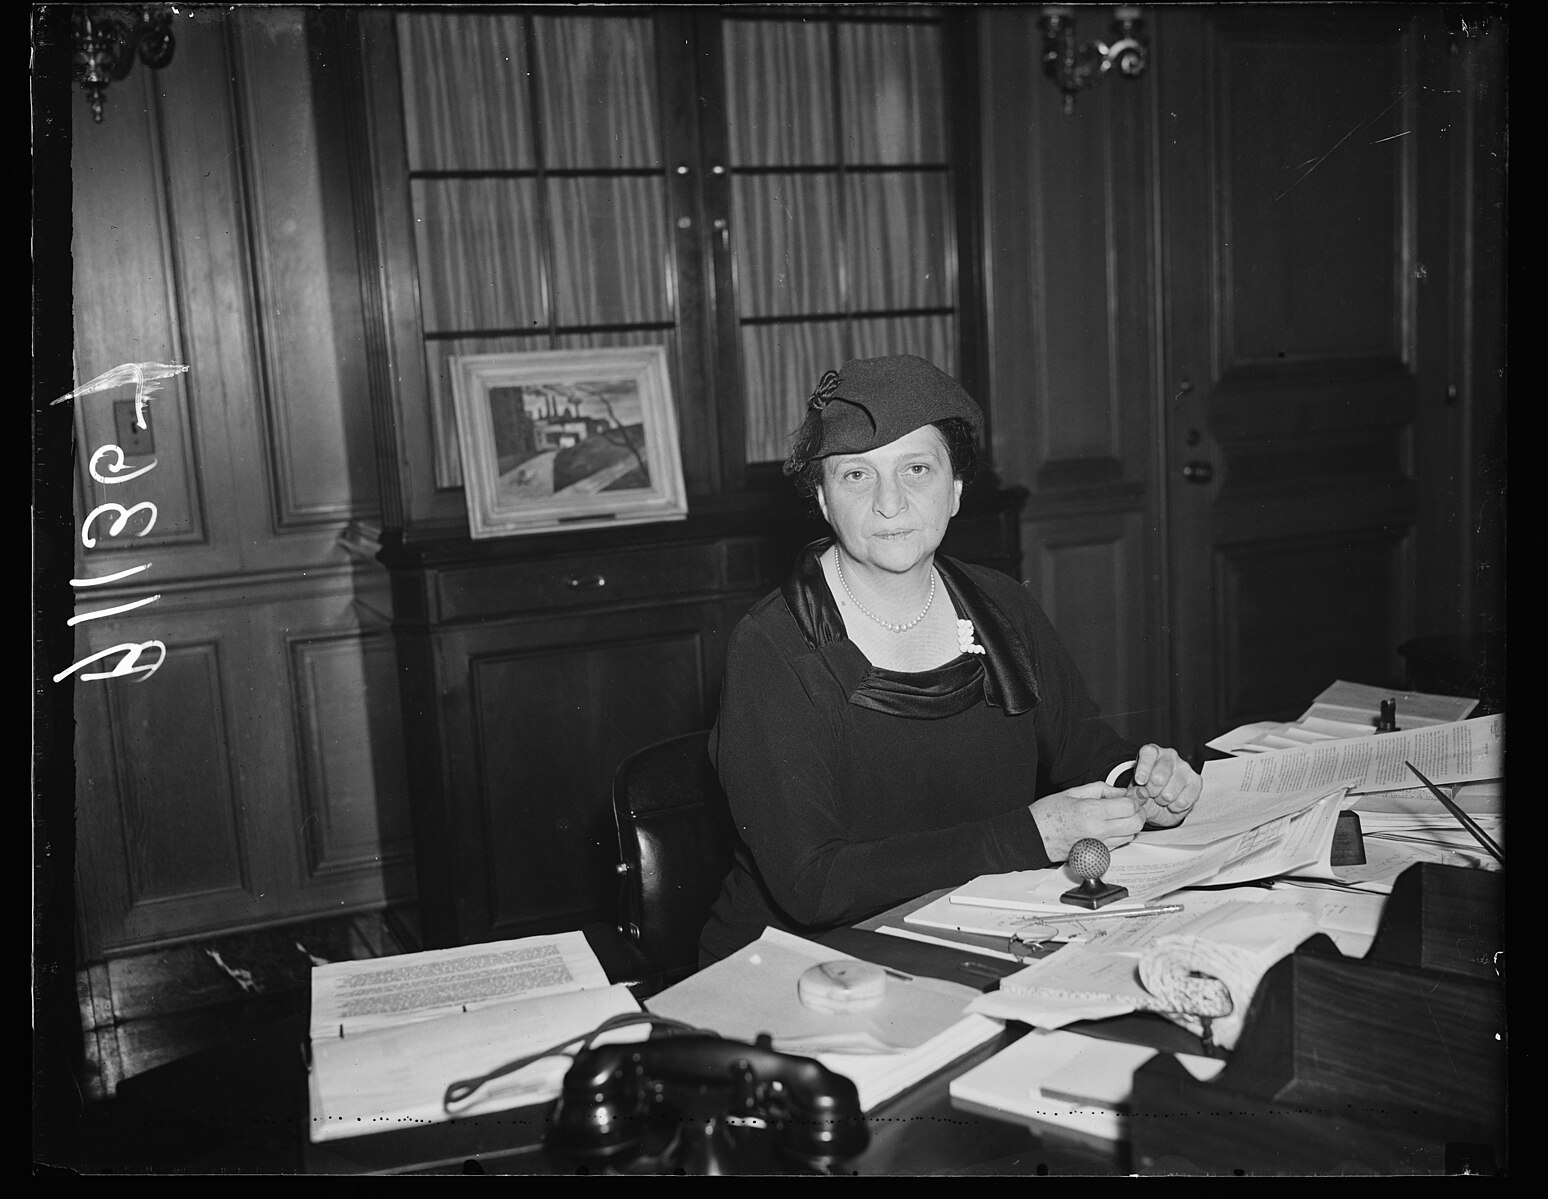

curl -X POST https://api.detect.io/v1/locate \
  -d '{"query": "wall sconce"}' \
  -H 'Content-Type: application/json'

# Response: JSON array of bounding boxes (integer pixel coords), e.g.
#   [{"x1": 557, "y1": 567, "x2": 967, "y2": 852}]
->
[
  {"x1": 1039, "y1": 5, "x2": 1148, "y2": 116},
  {"x1": 72, "y1": 5, "x2": 177, "y2": 124}
]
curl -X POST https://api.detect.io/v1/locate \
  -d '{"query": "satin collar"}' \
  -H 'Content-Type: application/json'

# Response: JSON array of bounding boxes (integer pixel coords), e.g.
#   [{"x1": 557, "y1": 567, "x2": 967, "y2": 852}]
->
[{"x1": 780, "y1": 540, "x2": 1041, "y2": 718}]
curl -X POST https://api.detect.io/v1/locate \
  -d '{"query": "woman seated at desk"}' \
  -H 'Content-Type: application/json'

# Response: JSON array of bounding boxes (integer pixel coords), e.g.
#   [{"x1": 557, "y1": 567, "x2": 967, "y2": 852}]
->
[{"x1": 701, "y1": 355, "x2": 1202, "y2": 964}]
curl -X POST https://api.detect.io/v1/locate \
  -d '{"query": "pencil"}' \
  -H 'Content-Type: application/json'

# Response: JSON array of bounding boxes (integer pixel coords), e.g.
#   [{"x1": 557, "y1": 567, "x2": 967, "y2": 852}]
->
[
  {"x1": 1038, "y1": 902, "x2": 1186, "y2": 923},
  {"x1": 1403, "y1": 761, "x2": 1504, "y2": 865}
]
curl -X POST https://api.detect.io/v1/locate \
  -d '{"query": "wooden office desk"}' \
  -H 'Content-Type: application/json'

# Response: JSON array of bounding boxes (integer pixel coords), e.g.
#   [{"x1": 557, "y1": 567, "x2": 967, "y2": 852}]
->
[
  {"x1": 104, "y1": 865, "x2": 1504, "y2": 1175},
  {"x1": 103, "y1": 924, "x2": 1122, "y2": 1175}
]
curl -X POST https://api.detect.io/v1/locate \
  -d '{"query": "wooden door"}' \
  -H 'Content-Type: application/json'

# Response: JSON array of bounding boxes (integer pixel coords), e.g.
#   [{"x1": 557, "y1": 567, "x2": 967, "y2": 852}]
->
[{"x1": 1157, "y1": 6, "x2": 1478, "y2": 752}]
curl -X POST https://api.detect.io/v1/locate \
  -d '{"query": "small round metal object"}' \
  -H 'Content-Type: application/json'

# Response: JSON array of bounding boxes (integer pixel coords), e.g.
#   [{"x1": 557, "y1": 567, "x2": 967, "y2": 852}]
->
[
  {"x1": 797, "y1": 959, "x2": 887, "y2": 1013},
  {"x1": 1067, "y1": 838, "x2": 1111, "y2": 881}
]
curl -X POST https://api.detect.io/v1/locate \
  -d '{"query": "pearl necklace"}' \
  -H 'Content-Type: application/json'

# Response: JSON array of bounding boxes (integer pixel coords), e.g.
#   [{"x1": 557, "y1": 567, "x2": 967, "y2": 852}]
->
[{"x1": 834, "y1": 550, "x2": 935, "y2": 633}]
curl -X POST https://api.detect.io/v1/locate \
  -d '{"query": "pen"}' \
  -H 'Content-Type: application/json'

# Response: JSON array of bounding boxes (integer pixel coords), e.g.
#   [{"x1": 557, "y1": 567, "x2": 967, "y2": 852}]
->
[{"x1": 1403, "y1": 761, "x2": 1503, "y2": 865}]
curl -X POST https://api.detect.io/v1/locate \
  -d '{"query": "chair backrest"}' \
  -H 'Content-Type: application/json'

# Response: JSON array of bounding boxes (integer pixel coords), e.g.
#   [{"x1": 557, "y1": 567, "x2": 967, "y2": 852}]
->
[{"x1": 611, "y1": 730, "x2": 737, "y2": 988}]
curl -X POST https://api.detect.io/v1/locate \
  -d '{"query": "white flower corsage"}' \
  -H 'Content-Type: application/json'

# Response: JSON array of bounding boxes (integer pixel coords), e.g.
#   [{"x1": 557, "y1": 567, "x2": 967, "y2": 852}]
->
[{"x1": 956, "y1": 619, "x2": 986, "y2": 655}]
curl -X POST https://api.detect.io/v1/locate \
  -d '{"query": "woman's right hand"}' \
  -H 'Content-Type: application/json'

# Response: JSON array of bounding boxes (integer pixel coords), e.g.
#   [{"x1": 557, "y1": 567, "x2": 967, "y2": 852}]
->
[{"x1": 1029, "y1": 783, "x2": 1144, "y2": 863}]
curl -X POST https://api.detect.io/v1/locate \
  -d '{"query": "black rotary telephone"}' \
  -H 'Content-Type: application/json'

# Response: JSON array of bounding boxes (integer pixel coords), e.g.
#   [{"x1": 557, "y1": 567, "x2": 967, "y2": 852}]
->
[{"x1": 546, "y1": 1033, "x2": 869, "y2": 1175}]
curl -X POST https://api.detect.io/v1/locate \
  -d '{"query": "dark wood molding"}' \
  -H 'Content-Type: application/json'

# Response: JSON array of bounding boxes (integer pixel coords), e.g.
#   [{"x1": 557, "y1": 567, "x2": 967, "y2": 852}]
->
[{"x1": 943, "y1": 7, "x2": 991, "y2": 455}]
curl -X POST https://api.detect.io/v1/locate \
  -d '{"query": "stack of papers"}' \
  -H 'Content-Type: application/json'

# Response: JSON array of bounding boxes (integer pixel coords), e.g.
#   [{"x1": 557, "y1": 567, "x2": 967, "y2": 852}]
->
[
  {"x1": 1202, "y1": 713, "x2": 1501, "y2": 798},
  {"x1": 949, "y1": 781, "x2": 1348, "y2": 915},
  {"x1": 965, "y1": 899, "x2": 1319, "y2": 1048},
  {"x1": 1332, "y1": 780, "x2": 1504, "y2": 889},
  {"x1": 903, "y1": 881, "x2": 1384, "y2": 958},
  {"x1": 949, "y1": 1029, "x2": 1225, "y2": 1145},
  {"x1": 1208, "y1": 680, "x2": 1480, "y2": 755},
  {"x1": 1201, "y1": 712, "x2": 1504, "y2": 893},
  {"x1": 307, "y1": 931, "x2": 645, "y2": 1143},
  {"x1": 643, "y1": 927, "x2": 1002, "y2": 1113}
]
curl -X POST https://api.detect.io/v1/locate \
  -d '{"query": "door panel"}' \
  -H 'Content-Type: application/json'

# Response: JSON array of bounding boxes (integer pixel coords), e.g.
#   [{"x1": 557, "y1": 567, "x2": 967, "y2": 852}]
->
[
  {"x1": 473, "y1": 628, "x2": 710, "y2": 938},
  {"x1": 1216, "y1": 529, "x2": 1413, "y2": 723},
  {"x1": 428, "y1": 599, "x2": 732, "y2": 945},
  {"x1": 1160, "y1": 7, "x2": 1431, "y2": 752},
  {"x1": 978, "y1": 6, "x2": 1163, "y2": 748}
]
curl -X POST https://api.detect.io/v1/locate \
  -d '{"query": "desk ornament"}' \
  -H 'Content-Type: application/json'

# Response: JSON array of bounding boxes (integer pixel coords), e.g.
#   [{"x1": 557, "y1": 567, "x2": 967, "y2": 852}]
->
[{"x1": 1059, "y1": 838, "x2": 1130, "y2": 908}]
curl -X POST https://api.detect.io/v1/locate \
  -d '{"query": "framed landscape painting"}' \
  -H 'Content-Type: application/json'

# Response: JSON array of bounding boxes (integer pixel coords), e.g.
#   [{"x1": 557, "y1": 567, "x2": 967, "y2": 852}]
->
[{"x1": 449, "y1": 346, "x2": 688, "y2": 538}]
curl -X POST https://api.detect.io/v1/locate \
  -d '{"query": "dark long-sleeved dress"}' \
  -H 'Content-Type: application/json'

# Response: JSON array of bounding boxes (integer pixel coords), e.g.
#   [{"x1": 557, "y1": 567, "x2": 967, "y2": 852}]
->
[{"x1": 700, "y1": 539, "x2": 1137, "y2": 964}]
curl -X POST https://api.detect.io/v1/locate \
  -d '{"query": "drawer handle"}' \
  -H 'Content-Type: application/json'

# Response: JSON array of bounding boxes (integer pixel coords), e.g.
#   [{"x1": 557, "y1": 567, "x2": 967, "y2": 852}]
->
[{"x1": 564, "y1": 573, "x2": 607, "y2": 591}]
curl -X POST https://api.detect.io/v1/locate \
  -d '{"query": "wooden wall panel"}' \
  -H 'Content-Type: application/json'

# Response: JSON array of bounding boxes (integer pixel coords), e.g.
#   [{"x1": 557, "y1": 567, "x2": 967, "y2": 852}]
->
[
  {"x1": 1024, "y1": 96, "x2": 1122, "y2": 471},
  {"x1": 978, "y1": 7, "x2": 1165, "y2": 745},
  {"x1": 71, "y1": 579, "x2": 414, "y2": 953},
  {"x1": 150, "y1": 15, "x2": 268, "y2": 562},
  {"x1": 70, "y1": 9, "x2": 376, "y2": 581},
  {"x1": 290, "y1": 631, "x2": 413, "y2": 879},
  {"x1": 67, "y1": 9, "x2": 405, "y2": 958},
  {"x1": 233, "y1": 10, "x2": 380, "y2": 531},
  {"x1": 70, "y1": 67, "x2": 207, "y2": 553},
  {"x1": 73, "y1": 607, "x2": 257, "y2": 950},
  {"x1": 473, "y1": 630, "x2": 708, "y2": 937},
  {"x1": 401, "y1": 596, "x2": 728, "y2": 946},
  {"x1": 1029, "y1": 512, "x2": 1154, "y2": 745},
  {"x1": 1215, "y1": 530, "x2": 1413, "y2": 726},
  {"x1": 105, "y1": 641, "x2": 246, "y2": 903}
]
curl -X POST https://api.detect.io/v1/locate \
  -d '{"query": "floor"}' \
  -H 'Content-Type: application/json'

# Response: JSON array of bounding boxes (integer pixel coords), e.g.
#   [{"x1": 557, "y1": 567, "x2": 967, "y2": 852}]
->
[{"x1": 45, "y1": 907, "x2": 419, "y2": 1174}]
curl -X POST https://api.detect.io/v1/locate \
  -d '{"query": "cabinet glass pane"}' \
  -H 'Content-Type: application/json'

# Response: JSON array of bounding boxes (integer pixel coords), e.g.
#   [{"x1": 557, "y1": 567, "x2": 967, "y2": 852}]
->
[
  {"x1": 741, "y1": 322, "x2": 848, "y2": 464},
  {"x1": 723, "y1": 19, "x2": 835, "y2": 166},
  {"x1": 851, "y1": 315, "x2": 955, "y2": 371},
  {"x1": 846, "y1": 172, "x2": 953, "y2": 311},
  {"x1": 411, "y1": 179, "x2": 544, "y2": 333},
  {"x1": 739, "y1": 315, "x2": 956, "y2": 465},
  {"x1": 533, "y1": 16, "x2": 662, "y2": 170},
  {"x1": 839, "y1": 21, "x2": 945, "y2": 163},
  {"x1": 731, "y1": 175, "x2": 842, "y2": 317},
  {"x1": 725, "y1": 13, "x2": 957, "y2": 465},
  {"x1": 551, "y1": 329, "x2": 672, "y2": 354},
  {"x1": 397, "y1": 12, "x2": 534, "y2": 171},
  {"x1": 548, "y1": 177, "x2": 669, "y2": 327}
]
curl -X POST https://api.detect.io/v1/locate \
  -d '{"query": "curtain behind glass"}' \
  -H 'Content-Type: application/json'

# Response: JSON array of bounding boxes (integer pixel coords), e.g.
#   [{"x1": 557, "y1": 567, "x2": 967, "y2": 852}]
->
[
  {"x1": 725, "y1": 15, "x2": 956, "y2": 464},
  {"x1": 397, "y1": 12, "x2": 670, "y2": 488}
]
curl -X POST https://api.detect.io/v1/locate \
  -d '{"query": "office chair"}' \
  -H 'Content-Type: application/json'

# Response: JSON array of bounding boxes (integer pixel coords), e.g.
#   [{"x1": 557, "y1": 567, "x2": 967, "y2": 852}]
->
[{"x1": 611, "y1": 730, "x2": 738, "y2": 990}]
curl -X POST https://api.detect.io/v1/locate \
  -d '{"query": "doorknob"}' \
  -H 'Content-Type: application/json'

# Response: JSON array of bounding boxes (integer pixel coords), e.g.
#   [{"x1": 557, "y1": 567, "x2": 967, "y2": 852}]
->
[{"x1": 1181, "y1": 461, "x2": 1214, "y2": 484}]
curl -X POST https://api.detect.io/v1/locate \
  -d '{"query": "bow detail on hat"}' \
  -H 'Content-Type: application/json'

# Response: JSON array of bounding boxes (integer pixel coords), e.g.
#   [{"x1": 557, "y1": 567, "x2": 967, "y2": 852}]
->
[{"x1": 807, "y1": 369, "x2": 841, "y2": 411}]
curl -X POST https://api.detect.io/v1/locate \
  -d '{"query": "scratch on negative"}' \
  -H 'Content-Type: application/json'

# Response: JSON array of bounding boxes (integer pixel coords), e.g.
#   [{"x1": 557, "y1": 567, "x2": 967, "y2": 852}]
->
[
  {"x1": 1272, "y1": 92, "x2": 1406, "y2": 202},
  {"x1": 51, "y1": 361, "x2": 190, "y2": 431},
  {"x1": 1419, "y1": 983, "x2": 1462, "y2": 1083}
]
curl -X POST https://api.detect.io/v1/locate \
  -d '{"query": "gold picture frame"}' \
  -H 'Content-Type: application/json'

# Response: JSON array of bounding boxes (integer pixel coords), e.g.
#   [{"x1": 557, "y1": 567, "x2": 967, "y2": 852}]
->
[{"x1": 449, "y1": 346, "x2": 688, "y2": 539}]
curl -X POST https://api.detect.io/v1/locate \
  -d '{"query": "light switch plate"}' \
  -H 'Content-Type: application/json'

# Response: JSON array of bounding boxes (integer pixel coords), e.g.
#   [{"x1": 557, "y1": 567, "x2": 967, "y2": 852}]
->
[{"x1": 113, "y1": 400, "x2": 155, "y2": 456}]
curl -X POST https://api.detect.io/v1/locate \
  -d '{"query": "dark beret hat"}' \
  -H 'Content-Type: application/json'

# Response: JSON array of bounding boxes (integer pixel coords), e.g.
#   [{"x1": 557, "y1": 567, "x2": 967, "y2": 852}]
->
[{"x1": 804, "y1": 355, "x2": 983, "y2": 459}]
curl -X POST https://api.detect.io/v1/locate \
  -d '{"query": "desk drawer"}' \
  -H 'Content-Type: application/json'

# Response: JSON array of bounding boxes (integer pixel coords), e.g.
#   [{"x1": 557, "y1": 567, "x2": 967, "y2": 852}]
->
[{"x1": 434, "y1": 542, "x2": 731, "y2": 621}]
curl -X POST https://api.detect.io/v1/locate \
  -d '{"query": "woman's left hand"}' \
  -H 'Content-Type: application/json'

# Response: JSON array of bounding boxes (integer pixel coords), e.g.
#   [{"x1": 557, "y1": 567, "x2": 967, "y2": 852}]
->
[{"x1": 1127, "y1": 744, "x2": 1202, "y2": 828}]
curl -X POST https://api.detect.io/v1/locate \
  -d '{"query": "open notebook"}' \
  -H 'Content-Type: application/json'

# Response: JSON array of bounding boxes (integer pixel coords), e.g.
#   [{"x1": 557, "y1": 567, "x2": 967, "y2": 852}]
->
[{"x1": 306, "y1": 930, "x2": 644, "y2": 1142}]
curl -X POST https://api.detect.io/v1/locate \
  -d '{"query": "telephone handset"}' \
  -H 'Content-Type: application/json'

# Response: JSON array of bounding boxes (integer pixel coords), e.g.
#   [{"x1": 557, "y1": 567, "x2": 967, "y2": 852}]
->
[{"x1": 547, "y1": 1033, "x2": 869, "y2": 1175}]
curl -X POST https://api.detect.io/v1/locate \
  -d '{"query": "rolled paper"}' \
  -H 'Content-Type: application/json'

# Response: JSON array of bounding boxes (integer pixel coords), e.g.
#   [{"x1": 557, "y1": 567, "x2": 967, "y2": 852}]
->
[{"x1": 1137, "y1": 909, "x2": 1317, "y2": 1051}]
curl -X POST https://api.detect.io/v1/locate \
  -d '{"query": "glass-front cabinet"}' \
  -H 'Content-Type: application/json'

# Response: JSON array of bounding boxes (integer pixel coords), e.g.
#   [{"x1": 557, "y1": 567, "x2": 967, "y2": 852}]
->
[{"x1": 342, "y1": 5, "x2": 985, "y2": 533}]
